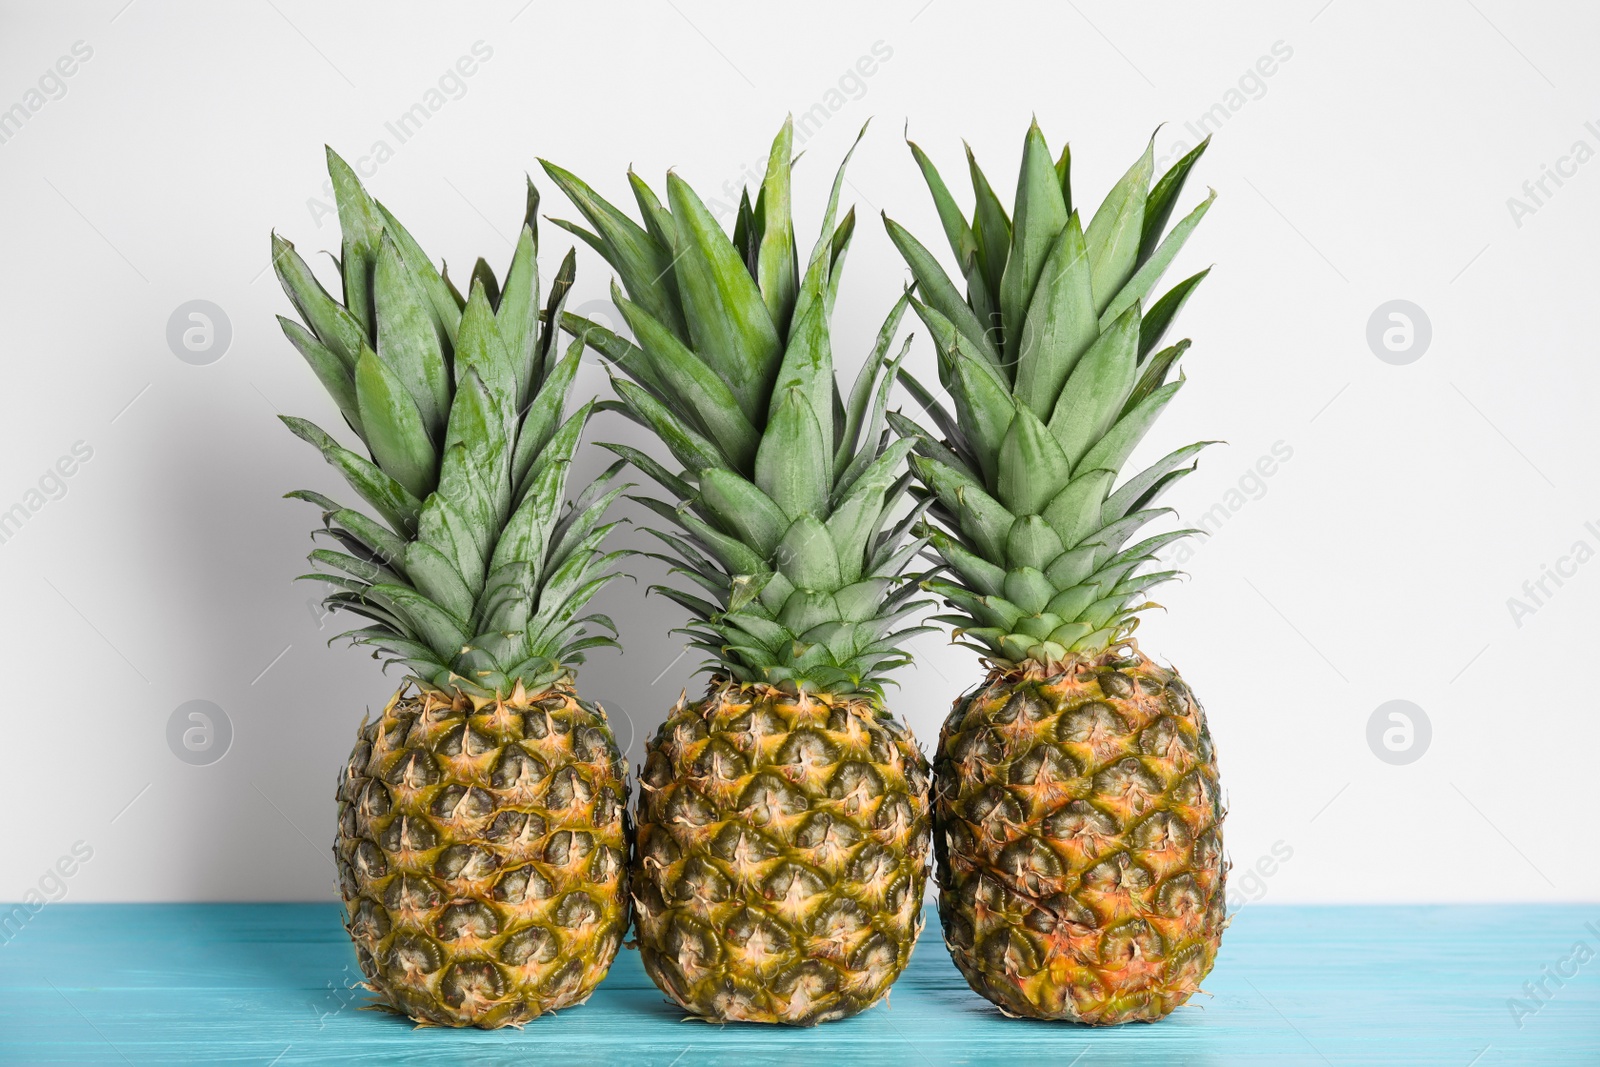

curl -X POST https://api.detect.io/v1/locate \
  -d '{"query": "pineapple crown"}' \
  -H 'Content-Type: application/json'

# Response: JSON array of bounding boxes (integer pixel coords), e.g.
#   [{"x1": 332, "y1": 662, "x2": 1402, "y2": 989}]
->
[
  {"x1": 541, "y1": 119, "x2": 935, "y2": 698},
  {"x1": 273, "y1": 148, "x2": 629, "y2": 701},
  {"x1": 885, "y1": 122, "x2": 1216, "y2": 667}
]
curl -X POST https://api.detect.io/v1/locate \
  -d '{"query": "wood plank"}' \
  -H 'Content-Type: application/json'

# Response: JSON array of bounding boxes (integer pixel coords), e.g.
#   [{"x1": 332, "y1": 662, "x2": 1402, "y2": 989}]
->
[{"x1": 0, "y1": 904, "x2": 1595, "y2": 1064}]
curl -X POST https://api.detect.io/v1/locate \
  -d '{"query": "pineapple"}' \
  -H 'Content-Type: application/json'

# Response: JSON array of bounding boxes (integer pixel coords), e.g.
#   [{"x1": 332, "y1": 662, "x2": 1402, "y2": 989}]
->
[
  {"x1": 273, "y1": 150, "x2": 631, "y2": 1028},
  {"x1": 883, "y1": 123, "x2": 1225, "y2": 1024},
  {"x1": 542, "y1": 119, "x2": 935, "y2": 1025}
]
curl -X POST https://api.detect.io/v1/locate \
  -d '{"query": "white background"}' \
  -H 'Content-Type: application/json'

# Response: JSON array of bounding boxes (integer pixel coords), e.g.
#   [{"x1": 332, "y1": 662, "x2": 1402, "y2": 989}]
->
[{"x1": 1, "y1": 0, "x2": 1595, "y2": 906}]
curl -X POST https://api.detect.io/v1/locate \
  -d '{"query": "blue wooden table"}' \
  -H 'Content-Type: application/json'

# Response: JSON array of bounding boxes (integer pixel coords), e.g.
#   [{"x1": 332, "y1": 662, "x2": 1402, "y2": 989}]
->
[{"x1": 1, "y1": 904, "x2": 1595, "y2": 1064}]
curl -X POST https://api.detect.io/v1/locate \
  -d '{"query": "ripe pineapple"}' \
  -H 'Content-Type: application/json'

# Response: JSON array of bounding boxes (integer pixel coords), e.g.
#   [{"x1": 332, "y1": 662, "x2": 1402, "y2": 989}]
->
[
  {"x1": 542, "y1": 120, "x2": 935, "y2": 1025},
  {"x1": 884, "y1": 124, "x2": 1225, "y2": 1024},
  {"x1": 273, "y1": 150, "x2": 631, "y2": 1028}
]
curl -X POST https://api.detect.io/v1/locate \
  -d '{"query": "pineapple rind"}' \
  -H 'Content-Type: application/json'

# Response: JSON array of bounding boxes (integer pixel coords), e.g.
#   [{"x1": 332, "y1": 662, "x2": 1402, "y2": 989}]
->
[
  {"x1": 934, "y1": 652, "x2": 1224, "y2": 1024},
  {"x1": 336, "y1": 685, "x2": 630, "y2": 1028},
  {"x1": 634, "y1": 679, "x2": 931, "y2": 1025}
]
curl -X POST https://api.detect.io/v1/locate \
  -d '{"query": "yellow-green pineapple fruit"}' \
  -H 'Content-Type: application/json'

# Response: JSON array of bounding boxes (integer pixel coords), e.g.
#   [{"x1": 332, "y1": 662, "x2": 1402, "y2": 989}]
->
[
  {"x1": 543, "y1": 120, "x2": 934, "y2": 1024},
  {"x1": 275, "y1": 152, "x2": 630, "y2": 1027},
  {"x1": 885, "y1": 123, "x2": 1225, "y2": 1024}
]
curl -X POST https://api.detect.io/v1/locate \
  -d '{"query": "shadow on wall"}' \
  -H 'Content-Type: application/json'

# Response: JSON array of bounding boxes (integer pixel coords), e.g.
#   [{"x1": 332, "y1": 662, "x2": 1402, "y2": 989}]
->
[{"x1": 134, "y1": 355, "x2": 385, "y2": 901}]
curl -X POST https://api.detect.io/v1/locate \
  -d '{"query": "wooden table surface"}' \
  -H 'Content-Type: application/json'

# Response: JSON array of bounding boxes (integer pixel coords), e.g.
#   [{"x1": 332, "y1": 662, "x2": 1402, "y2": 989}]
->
[{"x1": 1, "y1": 903, "x2": 1595, "y2": 1064}]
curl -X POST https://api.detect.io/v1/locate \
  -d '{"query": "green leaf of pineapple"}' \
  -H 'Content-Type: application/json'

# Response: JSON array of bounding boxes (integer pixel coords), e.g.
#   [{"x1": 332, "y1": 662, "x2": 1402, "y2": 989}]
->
[
  {"x1": 628, "y1": 170, "x2": 679, "y2": 263},
  {"x1": 907, "y1": 135, "x2": 979, "y2": 273},
  {"x1": 1055, "y1": 141, "x2": 1073, "y2": 214},
  {"x1": 438, "y1": 369, "x2": 510, "y2": 528},
  {"x1": 1124, "y1": 339, "x2": 1190, "y2": 416},
  {"x1": 562, "y1": 311, "x2": 675, "y2": 404},
  {"x1": 416, "y1": 493, "x2": 486, "y2": 596},
  {"x1": 1042, "y1": 468, "x2": 1115, "y2": 549},
  {"x1": 965, "y1": 144, "x2": 1011, "y2": 307},
  {"x1": 998, "y1": 122, "x2": 1071, "y2": 368},
  {"x1": 613, "y1": 282, "x2": 759, "y2": 470},
  {"x1": 836, "y1": 336, "x2": 914, "y2": 499},
  {"x1": 1083, "y1": 135, "x2": 1154, "y2": 314},
  {"x1": 1101, "y1": 190, "x2": 1214, "y2": 326},
  {"x1": 270, "y1": 233, "x2": 365, "y2": 369},
  {"x1": 403, "y1": 541, "x2": 475, "y2": 625},
  {"x1": 278, "y1": 316, "x2": 362, "y2": 437},
  {"x1": 307, "y1": 547, "x2": 394, "y2": 586},
  {"x1": 1002, "y1": 566, "x2": 1056, "y2": 615},
  {"x1": 370, "y1": 582, "x2": 469, "y2": 657},
  {"x1": 1048, "y1": 303, "x2": 1141, "y2": 467},
  {"x1": 757, "y1": 119, "x2": 799, "y2": 331},
  {"x1": 773, "y1": 513, "x2": 842, "y2": 592},
  {"x1": 997, "y1": 403, "x2": 1071, "y2": 517},
  {"x1": 1004, "y1": 514, "x2": 1065, "y2": 572},
  {"x1": 952, "y1": 481, "x2": 1016, "y2": 565},
  {"x1": 453, "y1": 282, "x2": 517, "y2": 424},
  {"x1": 373, "y1": 234, "x2": 451, "y2": 440},
  {"x1": 326, "y1": 148, "x2": 386, "y2": 343},
  {"x1": 280, "y1": 415, "x2": 422, "y2": 536},
  {"x1": 908, "y1": 452, "x2": 984, "y2": 524},
  {"x1": 354, "y1": 347, "x2": 438, "y2": 501},
  {"x1": 1140, "y1": 135, "x2": 1210, "y2": 262},
  {"x1": 768, "y1": 293, "x2": 835, "y2": 460},
  {"x1": 837, "y1": 293, "x2": 909, "y2": 478},
  {"x1": 324, "y1": 506, "x2": 407, "y2": 572},
  {"x1": 908, "y1": 297, "x2": 1012, "y2": 485},
  {"x1": 793, "y1": 120, "x2": 867, "y2": 326},
  {"x1": 676, "y1": 507, "x2": 769, "y2": 577},
  {"x1": 1080, "y1": 378, "x2": 1184, "y2": 476},
  {"x1": 1140, "y1": 268, "x2": 1209, "y2": 360},
  {"x1": 610, "y1": 377, "x2": 723, "y2": 474},
  {"x1": 510, "y1": 341, "x2": 582, "y2": 498},
  {"x1": 828, "y1": 437, "x2": 917, "y2": 585},
  {"x1": 1104, "y1": 440, "x2": 1214, "y2": 522},
  {"x1": 884, "y1": 215, "x2": 998, "y2": 366},
  {"x1": 823, "y1": 207, "x2": 856, "y2": 318},
  {"x1": 665, "y1": 171, "x2": 782, "y2": 422},
  {"x1": 1014, "y1": 213, "x2": 1095, "y2": 421},
  {"x1": 469, "y1": 257, "x2": 500, "y2": 309},
  {"x1": 375, "y1": 201, "x2": 461, "y2": 346},
  {"x1": 698, "y1": 468, "x2": 789, "y2": 558},
  {"x1": 507, "y1": 398, "x2": 590, "y2": 533},
  {"x1": 530, "y1": 250, "x2": 576, "y2": 393},
  {"x1": 496, "y1": 215, "x2": 540, "y2": 407},
  {"x1": 924, "y1": 527, "x2": 1005, "y2": 597},
  {"x1": 540, "y1": 159, "x2": 689, "y2": 341},
  {"x1": 755, "y1": 389, "x2": 829, "y2": 520}
]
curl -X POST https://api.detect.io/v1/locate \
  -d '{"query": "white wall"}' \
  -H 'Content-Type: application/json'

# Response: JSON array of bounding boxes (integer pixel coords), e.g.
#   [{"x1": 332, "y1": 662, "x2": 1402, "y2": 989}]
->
[{"x1": 1, "y1": 0, "x2": 1594, "y2": 905}]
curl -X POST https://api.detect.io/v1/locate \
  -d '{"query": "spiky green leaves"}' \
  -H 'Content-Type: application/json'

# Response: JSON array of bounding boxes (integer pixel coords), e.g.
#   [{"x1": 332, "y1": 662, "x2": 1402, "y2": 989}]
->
[
  {"x1": 548, "y1": 120, "x2": 932, "y2": 695},
  {"x1": 276, "y1": 152, "x2": 626, "y2": 699},
  {"x1": 888, "y1": 125, "x2": 1216, "y2": 665}
]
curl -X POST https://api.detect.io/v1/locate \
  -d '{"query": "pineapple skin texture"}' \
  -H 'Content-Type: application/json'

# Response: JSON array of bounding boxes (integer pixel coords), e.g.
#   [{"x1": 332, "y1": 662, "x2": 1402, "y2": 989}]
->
[
  {"x1": 633, "y1": 681, "x2": 932, "y2": 1025},
  {"x1": 334, "y1": 686, "x2": 631, "y2": 1028},
  {"x1": 934, "y1": 653, "x2": 1225, "y2": 1024}
]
